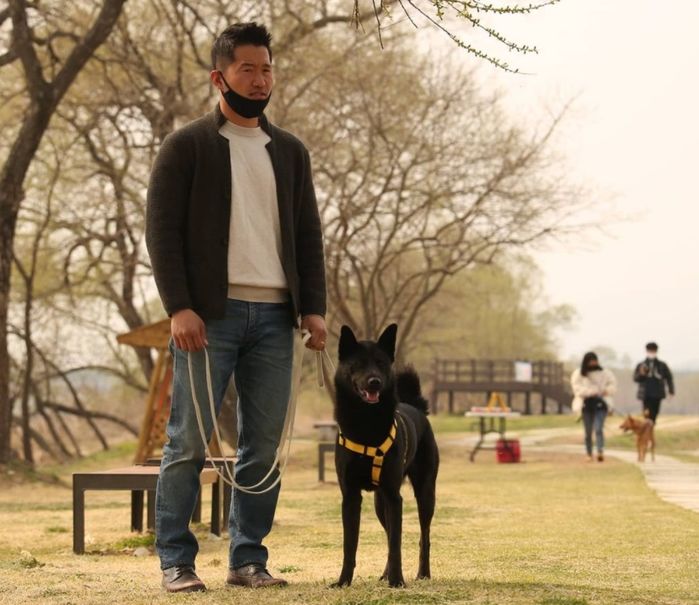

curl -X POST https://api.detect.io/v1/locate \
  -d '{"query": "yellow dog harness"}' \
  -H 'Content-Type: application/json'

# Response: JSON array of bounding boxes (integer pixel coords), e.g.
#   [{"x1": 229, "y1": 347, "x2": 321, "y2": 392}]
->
[{"x1": 337, "y1": 419, "x2": 398, "y2": 486}]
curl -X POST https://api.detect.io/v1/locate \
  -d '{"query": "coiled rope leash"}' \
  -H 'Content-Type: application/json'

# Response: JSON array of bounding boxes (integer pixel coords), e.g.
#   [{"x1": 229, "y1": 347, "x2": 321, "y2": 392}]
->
[{"x1": 187, "y1": 329, "x2": 335, "y2": 495}]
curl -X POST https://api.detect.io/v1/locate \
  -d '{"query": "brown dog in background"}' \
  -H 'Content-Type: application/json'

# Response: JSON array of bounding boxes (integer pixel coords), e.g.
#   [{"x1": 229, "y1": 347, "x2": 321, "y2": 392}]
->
[{"x1": 619, "y1": 414, "x2": 655, "y2": 462}]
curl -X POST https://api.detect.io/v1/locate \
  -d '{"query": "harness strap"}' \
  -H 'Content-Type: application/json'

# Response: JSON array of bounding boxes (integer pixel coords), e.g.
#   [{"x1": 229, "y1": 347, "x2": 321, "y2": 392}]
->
[{"x1": 337, "y1": 419, "x2": 398, "y2": 486}]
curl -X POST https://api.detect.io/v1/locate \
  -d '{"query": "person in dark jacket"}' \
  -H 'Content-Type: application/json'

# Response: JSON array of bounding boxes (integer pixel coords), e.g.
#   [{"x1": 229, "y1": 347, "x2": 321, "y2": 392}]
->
[
  {"x1": 633, "y1": 342, "x2": 674, "y2": 424},
  {"x1": 145, "y1": 22, "x2": 326, "y2": 593}
]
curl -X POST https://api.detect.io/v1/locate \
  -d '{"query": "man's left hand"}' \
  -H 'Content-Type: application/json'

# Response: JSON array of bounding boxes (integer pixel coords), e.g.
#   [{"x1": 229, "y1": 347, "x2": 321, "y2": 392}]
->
[{"x1": 301, "y1": 314, "x2": 327, "y2": 351}]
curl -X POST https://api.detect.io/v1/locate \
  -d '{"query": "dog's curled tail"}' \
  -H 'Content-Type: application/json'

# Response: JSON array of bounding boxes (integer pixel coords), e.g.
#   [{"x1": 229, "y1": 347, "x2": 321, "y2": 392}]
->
[{"x1": 396, "y1": 365, "x2": 429, "y2": 415}]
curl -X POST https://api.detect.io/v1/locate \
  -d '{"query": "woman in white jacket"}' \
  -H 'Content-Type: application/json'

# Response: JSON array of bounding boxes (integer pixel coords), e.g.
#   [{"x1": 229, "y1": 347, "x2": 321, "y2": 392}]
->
[{"x1": 570, "y1": 352, "x2": 617, "y2": 462}]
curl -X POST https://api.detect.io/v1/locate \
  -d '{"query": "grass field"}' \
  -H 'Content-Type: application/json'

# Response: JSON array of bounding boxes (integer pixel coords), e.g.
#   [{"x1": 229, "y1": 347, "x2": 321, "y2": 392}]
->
[{"x1": 1, "y1": 420, "x2": 698, "y2": 605}]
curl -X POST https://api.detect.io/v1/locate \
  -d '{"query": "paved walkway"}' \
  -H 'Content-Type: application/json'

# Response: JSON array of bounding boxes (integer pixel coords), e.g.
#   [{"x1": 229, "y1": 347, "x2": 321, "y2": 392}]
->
[
  {"x1": 444, "y1": 419, "x2": 699, "y2": 514},
  {"x1": 604, "y1": 449, "x2": 699, "y2": 513}
]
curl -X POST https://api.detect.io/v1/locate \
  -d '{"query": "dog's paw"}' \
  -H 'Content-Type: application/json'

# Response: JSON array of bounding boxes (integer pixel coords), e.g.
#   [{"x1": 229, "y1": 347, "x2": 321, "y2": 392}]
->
[
  {"x1": 330, "y1": 579, "x2": 351, "y2": 589},
  {"x1": 388, "y1": 577, "x2": 406, "y2": 588}
]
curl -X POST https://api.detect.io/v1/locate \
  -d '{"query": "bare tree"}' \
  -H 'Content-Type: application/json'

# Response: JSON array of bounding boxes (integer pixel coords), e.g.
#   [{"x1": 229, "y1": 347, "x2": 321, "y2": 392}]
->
[
  {"x1": 280, "y1": 42, "x2": 581, "y2": 359},
  {"x1": 0, "y1": 0, "x2": 128, "y2": 464},
  {"x1": 347, "y1": 0, "x2": 559, "y2": 71},
  {"x1": 10, "y1": 146, "x2": 139, "y2": 465},
  {"x1": 0, "y1": 0, "x2": 567, "y2": 462}
]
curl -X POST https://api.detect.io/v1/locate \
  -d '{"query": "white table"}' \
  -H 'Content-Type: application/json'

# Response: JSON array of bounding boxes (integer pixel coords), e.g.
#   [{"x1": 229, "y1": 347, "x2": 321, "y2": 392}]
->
[{"x1": 465, "y1": 410, "x2": 521, "y2": 462}]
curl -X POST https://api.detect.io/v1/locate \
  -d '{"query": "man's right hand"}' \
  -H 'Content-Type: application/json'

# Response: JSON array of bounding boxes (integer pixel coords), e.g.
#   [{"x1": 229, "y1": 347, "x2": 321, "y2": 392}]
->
[{"x1": 171, "y1": 309, "x2": 208, "y2": 352}]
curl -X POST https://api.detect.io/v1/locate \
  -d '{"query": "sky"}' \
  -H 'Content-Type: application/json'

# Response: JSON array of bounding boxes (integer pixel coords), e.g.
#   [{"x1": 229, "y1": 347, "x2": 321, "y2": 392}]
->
[{"x1": 422, "y1": 0, "x2": 699, "y2": 369}]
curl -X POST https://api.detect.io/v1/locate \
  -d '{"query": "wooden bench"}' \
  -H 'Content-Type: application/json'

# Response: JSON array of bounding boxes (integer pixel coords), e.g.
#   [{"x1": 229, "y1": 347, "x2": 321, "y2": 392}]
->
[
  {"x1": 313, "y1": 421, "x2": 337, "y2": 482},
  {"x1": 72, "y1": 465, "x2": 220, "y2": 554},
  {"x1": 145, "y1": 456, "x2": 234, "y2": 530}
]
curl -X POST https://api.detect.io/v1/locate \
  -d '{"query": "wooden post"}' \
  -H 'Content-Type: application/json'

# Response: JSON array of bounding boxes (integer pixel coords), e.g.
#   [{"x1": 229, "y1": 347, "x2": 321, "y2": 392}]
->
[
  {"x1": 430, "y1": 358, "x2": 439, "y2": 414},
  {"x1": 134, "y1": 349, "x2": 167, "y2": 463},
  {"x1": 448, "y1": 390, "x2": 454, "y2": 415},
  {"x1": 525, "y1": 391, "x2": 531, "y2": 415}
]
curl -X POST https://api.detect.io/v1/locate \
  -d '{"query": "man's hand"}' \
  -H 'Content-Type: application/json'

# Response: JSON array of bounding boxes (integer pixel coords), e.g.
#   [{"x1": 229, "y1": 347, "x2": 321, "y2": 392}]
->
[
  {"x1": 301, "y1": 314, "x2": 327, "y2": 351},
  {"x1": 171, "y1": 309, "x2": 208, "y2": 352}
]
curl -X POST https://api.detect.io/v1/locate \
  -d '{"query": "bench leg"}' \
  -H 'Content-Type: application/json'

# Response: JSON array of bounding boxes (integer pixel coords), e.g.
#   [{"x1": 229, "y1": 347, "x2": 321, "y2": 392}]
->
[
  {"x1": 131, "y1": 490, "x2": 144, "y2": 532},
  {"x1": 192, "y1": 487, "x2": 202, "y2": 523},
  {"x1": 73, "y1": 480, "x2": 85, "y2": 554},
  {"x1": 146, "y1": 490, "x2": 156, "y2": 531},
  {"x1": 223, "y1": 484, "x2": 232, "y2": 533},
  {"x1": 318, "y1": 445, "x2": 325, "y2": 482},
  {"x1": 211, "y1": 480, "x2": 221, "y2": 536}
]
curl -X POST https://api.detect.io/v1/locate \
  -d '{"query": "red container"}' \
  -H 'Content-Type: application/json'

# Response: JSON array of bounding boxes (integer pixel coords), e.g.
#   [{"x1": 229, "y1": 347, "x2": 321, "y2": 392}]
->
[{"x1": 496, "y1": 438, "x2": 521, "y2": 463}]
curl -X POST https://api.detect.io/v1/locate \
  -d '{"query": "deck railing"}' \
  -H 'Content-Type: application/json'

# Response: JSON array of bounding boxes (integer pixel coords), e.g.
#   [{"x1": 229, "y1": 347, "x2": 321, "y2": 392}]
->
[{"x1": 430, "y1": 358, "x2": 569, "y2": 415}]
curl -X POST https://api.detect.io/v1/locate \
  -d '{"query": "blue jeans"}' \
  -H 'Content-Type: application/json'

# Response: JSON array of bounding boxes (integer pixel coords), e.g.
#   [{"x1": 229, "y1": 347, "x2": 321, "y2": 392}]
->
[
  {"x1": 582, "y1": 407, "x2": 607, "y2": 455},
  {"x1": 155, "y1": 299, "x2": 294, "y2": 570}
]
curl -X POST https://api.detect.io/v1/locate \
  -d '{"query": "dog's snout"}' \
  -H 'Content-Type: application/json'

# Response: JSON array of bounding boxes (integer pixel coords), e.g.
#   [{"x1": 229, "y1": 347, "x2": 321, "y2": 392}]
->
[{"x1": 367, "y1": 377, "x2": 382, "y2": 391}]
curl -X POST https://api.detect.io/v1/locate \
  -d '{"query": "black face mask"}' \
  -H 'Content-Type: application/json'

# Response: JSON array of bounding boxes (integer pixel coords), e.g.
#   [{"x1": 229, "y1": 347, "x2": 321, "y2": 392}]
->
[{"x1": 218, "y1": 72, "x2": 270, "y2": 119}]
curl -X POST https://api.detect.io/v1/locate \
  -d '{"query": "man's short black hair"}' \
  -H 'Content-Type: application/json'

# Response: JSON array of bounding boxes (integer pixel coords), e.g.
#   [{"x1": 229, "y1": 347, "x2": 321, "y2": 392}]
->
[
  {"x1": 646, "y1": 342, "x2": 659, "y2": 351},
  {"x1": 211, "y1": 22, "x2": 272, "y2": 69}
]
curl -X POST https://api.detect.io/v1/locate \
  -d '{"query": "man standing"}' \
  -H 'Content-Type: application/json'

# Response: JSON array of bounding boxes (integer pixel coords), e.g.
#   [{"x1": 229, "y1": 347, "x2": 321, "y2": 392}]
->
[
  {"x1": 146, "y1": 23, "x2": 326, "y2": 592},
  {"x1": 633, "y1": 342, "x2": 674, "y2": 424}
]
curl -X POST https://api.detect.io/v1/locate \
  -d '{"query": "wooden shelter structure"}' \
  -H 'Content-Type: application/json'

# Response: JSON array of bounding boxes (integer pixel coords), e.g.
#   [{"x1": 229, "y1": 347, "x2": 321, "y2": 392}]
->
[
  {"x1": 117, "y1": 320, "x2": 222, "y2": 463},
  {"x1": 430, "y1": 358, "x2": 570, "y2": 415}
]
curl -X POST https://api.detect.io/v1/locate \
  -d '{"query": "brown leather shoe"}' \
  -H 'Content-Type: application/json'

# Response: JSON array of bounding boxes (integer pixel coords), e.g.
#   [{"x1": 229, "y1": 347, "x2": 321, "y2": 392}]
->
[
  {"x1": 161, "y1": 565, "x2": 206, "y2": 593},
  {"x1": 226, "y1": 563, "x2": 288, "y2": 588}
]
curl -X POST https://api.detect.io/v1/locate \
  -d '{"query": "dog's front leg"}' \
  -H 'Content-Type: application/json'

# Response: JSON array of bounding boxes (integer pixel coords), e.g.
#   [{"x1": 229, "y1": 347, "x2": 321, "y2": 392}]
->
[
  {"x1": 332, "y1": 490, "x2": 362, "y2": 588},
  {"x1": 384, "y1": 491, "x2": 405, "y2": 587}
]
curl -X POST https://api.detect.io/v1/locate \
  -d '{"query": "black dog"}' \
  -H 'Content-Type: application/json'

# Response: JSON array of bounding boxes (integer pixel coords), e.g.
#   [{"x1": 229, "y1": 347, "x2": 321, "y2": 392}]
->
[{"x1": 332, "y1": 324, "x2": 439, "y2": 588}]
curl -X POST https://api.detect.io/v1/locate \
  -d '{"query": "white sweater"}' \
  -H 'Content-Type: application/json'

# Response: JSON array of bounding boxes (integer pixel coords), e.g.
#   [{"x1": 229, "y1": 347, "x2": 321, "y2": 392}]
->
[
  {"x1": 219, "y1": 120, "x2": 288, "y2": 302},
  {"x1": 570, "y1": 368, "x2": 617, "y2": 413}
]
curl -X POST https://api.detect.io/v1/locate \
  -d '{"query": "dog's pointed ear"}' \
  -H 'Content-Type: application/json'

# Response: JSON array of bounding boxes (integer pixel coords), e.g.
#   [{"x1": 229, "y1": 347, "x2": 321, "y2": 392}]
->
[
  {"x1": 338, "y1": 325, "x2": 359, "y2": 361},
  {"x1": 377, "y1": 323, "x2": 398, "y2": 362}
]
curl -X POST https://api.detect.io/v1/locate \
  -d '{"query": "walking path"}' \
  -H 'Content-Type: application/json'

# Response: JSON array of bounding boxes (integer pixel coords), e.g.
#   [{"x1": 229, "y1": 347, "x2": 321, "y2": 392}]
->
[{"x1": 443, "y1": 417, "x2": 699, "y2": 514}]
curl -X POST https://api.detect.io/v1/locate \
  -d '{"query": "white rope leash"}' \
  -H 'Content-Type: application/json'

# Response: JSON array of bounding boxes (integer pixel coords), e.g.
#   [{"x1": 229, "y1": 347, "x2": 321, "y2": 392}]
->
[{"x1": 187, "y1": 329, "x2": 335, "y2": 495}]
